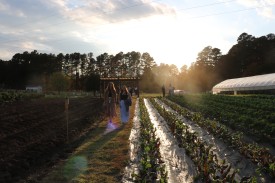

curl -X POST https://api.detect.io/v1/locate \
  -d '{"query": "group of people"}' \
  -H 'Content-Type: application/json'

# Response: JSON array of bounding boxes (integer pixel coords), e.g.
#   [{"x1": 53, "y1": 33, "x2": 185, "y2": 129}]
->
[
  {"x1": 128, "y1": 87, "x2": 139, "y2": 97},
  {"x1": 103, "y1": 82, "x2": 132, "y2": 126},
  {"x1": 104, "y1": 82, "x2": 177, "y2": 126},
  {"x1": 162, "y1": 84, "x2": 175, "y2": 97}
]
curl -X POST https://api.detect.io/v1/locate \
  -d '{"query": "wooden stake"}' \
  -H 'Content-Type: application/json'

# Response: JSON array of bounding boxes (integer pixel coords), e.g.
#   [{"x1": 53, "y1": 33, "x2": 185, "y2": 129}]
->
[{"x1": 65, "y1": 98, "x2": 69, "y2": 142}]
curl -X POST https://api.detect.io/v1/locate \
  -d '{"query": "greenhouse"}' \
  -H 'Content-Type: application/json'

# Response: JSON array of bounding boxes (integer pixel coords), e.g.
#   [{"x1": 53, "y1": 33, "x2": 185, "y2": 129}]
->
[{"x1": 212, "y1": 73, "x2": 275, "y2": 94}]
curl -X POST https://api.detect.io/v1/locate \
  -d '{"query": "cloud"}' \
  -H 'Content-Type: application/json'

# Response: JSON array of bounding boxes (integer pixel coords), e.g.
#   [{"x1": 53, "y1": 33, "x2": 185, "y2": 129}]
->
[
  {"x1": 259, "y1": 7, "x2": 274, "y2": 18},
  {"x1": 237, "y1": 0, "x2": 275, "y2": 18},
  {"x1": 0, "y1": 0, "x2": 25, "y2": 17},
  {"x1": 237, "y1": 0, "x2": 259, "y2": 7},
  {"x1": 0, "y1": 1, "x2": 8, "y2": 11},
  {"x1": 47, "y1": 0, "x2": 177, "y2": 26},
  {"x1": 0, "y1": 0, "x2": 273, "y2": 68}
]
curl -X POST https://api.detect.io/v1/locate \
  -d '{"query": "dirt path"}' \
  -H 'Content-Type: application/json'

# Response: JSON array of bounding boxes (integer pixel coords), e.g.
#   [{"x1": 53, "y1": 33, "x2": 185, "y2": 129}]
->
[
  {"x1": 122, "y1": 100, "x2": 140, "y2": 183},
  {"x1": 36, "y1": 98, "x2": 137, "y2": 183}
]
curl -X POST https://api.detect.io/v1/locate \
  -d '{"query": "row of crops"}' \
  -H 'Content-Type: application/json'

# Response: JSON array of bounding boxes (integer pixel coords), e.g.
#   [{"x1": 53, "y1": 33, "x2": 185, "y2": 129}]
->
[
  {"x1": 167, "y1": 94, "x2": 275, "y2": 145},
  {"x1": 0, "y1": 90, "x2": 96, "y2": 104},
  {"x1": 149, "y1": 98, "x2": 246, "y2": 182},
  {"x1": 133, "y1": 98, "x2": 168, "y2": 182},
  {"x1": 158, "y1": 97, "x2": 275, "y2": 180},
  {"x1": 0, "y1": 90, "x2": 44, "y2": 104},
  {"x1": 133, "y1": 96, "x2": 275, "y2": 182}
]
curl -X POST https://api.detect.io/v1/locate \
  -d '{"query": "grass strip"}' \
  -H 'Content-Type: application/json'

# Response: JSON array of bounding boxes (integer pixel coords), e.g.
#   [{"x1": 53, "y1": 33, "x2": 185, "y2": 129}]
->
[{"x1": 39, "y1": 98, "x2": 136, "y2": 183}]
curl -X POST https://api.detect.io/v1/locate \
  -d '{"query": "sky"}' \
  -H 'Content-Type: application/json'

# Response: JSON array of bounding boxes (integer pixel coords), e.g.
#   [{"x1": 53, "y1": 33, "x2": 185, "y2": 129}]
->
[{"x1": 0, "y1": 0, "x2": 275, "y2": 69}]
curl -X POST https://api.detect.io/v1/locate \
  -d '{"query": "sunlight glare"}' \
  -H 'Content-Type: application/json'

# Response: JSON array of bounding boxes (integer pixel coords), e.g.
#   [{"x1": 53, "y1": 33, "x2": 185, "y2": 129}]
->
[{"x1": 88, "y1": 12, "x2": 232, "y2": 69}]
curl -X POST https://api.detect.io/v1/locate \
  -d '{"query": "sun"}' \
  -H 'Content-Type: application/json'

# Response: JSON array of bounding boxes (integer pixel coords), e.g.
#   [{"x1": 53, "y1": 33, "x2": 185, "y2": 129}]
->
[{"x1": 96, "y1": 13, "x2": 223, "y2": 70}]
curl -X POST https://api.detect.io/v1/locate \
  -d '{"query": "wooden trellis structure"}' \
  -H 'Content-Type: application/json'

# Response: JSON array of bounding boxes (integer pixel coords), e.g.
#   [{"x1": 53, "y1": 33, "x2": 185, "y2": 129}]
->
[{"x1": 100, "y1": 77, "x2": 140, "y2": 98}]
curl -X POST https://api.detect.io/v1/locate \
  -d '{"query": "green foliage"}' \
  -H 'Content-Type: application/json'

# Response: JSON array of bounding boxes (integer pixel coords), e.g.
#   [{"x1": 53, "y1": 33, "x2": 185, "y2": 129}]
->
[
  {"x1": 200, "y1": 94, "x2": 273, "y2": 141},
  {"x1": 140, "y1": 67, "x2": 160, "y2": 93},
  {"x1": 164, "y1": 95, "x2": 275, "y2": 179},
  {"x1": 149, "y1": 98, "x2": 241, "y2": 182},
  {"x1": 49, "y1": 72, "x2": 70, "y2": 92},
  {"x1": 85, "y1": 73, "x2": 100, "y2": 92},
  {"x1": 0, "y1": 90, "x2": 44, "y2": 104},
  {"x1": 2, "y1": 32, "x2": 275, "y2": 92},
  {"x1": 133, "y1": 98, "x2": 168, "y2": 182}
]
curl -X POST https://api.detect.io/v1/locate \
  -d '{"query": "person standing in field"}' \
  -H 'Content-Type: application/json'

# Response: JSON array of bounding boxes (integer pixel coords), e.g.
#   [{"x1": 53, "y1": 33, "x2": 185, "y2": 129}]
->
[
  {"x1": 104, "y1": 82, "x2": 117, "y2": 124},
  {"x1": 135, "y1": 86, "x2": 139, "y2": 98},
  {"x1": 129, "y1": 87, "x2": 133, "y2": 96},
  {"x1": 119, "y1": 85, "x2": 132, "y2": 124},
  {"x1": 162, "y1": 84, "x2": 165, "y2": 97}
]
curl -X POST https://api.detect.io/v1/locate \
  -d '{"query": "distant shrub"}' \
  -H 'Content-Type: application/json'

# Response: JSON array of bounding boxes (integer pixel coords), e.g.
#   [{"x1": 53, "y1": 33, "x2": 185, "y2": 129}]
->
[{"x1": 0, "y1": 90, "x2": 44, "y2": 104}]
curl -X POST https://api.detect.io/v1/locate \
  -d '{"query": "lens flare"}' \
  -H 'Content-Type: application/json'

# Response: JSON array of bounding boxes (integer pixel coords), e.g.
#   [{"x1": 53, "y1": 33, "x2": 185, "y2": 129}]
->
[
  {"x1": 63, "y1": 156, "x2": 88, "y2": 181},
  {"x1": 104, "y1": 121, "x2": 118, "y2": 134}
]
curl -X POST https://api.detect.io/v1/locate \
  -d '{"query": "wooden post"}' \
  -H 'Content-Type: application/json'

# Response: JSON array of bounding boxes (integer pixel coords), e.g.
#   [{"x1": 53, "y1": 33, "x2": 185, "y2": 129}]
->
[
  {"x1": 99, "y1": 78, "x2": 102, "y2": 98},
  {"x1": 65, "y1": 97, "x2": 69, "y2": 142},
  {"x1": 65, "y1": 97, "x2": 69, "y2": 111},
  {"x1": 137, "y1": 77, "x2": 140, "y2": 98}
]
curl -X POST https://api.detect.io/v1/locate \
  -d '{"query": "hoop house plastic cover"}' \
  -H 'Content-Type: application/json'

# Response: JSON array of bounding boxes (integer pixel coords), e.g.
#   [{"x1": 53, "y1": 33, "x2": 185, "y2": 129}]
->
[{"x1": 212, "y1": 73, "x2": 275, "y2": 94}]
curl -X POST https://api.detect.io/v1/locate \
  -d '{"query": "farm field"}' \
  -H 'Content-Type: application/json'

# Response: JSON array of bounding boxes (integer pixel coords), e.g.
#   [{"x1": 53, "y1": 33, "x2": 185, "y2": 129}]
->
[
  {"x1": 164, "y1": 94, "x2": 275, "y2": 180},
  {"x1": 124, "y1": 96, "x2": 274, "y2": 182},
  {"x1": 1, "y1": 94, "x2": 275, "y2": 182},
  {"x1": 0, "y1": 97, "x2": 104, "y2": 183},
  {"x1": 167, "y1": 94, "x2": 275, "y2": 145},
  {"x1": 152, "y1": 97, "x2": 275, "y2": 182},
  {"x1": 126, "y1": 96, "x2": 274, "y2": 182}
]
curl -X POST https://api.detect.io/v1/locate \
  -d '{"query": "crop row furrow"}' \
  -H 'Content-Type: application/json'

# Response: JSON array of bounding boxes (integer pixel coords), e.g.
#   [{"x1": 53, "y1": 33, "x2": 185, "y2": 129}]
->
[
  {"x1": 160, "y1": 97, "x2": 275, "y2": 180},
  {"x1": 168, "y1": 95, "x2": 275, "y2": 145},
  {"x1": 149, "y1": 98, "x2": 257, "y2": 182},
  {"x1": 132, "y1": 98, "x2": 168, "y2": 182}
]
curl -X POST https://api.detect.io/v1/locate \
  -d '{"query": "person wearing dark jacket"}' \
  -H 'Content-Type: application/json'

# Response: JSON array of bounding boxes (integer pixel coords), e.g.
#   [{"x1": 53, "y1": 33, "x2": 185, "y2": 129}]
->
[
  {"x1": 119, "y1": 85, "x2": 131, "y2": 124},
  {"x1": 162, "y1": 84, "x2": 165, "y2": 97}
]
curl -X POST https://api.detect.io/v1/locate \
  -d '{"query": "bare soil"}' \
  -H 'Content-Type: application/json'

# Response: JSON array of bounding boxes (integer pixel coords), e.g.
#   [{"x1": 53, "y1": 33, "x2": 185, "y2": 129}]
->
[{"x1": 0, "y1": 97, "x2": 104, "y2": 183}]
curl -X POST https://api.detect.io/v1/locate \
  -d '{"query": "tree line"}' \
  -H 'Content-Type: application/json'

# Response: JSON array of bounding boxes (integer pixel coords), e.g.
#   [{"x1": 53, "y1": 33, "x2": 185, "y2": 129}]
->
[
  {"x1": 149, "y1": 32, "x2": 275, "y2": 92},
  {"x1": 0, "y1": 32, "x2": 274, "y2": 93},
  {"x1": 0, "y1": 50, "x2": 156, "y2": 92}
]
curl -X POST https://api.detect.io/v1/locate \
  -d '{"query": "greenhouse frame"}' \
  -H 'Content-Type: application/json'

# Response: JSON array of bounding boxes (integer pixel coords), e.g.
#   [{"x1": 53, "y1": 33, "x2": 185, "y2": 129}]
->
[{"x1": 212, "y1": 73, "x2": 275, "y2": 95}]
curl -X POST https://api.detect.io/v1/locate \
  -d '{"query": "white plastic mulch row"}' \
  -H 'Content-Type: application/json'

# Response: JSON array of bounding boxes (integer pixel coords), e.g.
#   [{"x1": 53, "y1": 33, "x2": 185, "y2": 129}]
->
[
  {"x1": 123, "y1": 98, "x2": 268, "y2": 182},
  {"x1": 144, "y1": 98, "x2": 196, "y2": 183},
  {"x1": 122, "y1": 98, "x2": 197, "y2": 183},
  {"x1": 155, "y1": 98, "x2": 262, "y2": 182},
  {"x1": 122, "y1": 100, "x2": 140, "y2": 183}
]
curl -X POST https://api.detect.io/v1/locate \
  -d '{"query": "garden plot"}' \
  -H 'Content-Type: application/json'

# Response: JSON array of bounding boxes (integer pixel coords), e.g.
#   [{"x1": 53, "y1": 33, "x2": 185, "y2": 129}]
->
[
  {"x1": 144, "y1": 98, "x2": 196, "y2": 183},
  {"x1": 155, "y1": 98, "x2": 274, "y2": 182},
  {"x1": 122, "y1": 97, "x2": 273, "y2": 182},
  {"x1": 0, "y1": 97, "x2": 103, "y2": 183}
]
